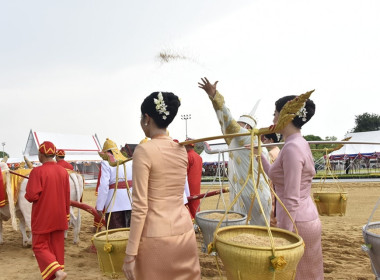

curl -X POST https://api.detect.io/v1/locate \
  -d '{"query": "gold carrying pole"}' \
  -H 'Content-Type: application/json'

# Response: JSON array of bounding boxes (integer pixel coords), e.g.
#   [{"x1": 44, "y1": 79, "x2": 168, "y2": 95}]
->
[{"x1": 179, "y1": 90, "x2": 314, "y2": 147}]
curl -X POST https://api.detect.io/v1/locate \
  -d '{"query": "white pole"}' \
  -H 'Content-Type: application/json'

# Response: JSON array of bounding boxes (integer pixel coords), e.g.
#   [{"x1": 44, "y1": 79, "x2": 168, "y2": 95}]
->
[{"x1": 204, "y1": 141, "x2": 380, "y2": 154}]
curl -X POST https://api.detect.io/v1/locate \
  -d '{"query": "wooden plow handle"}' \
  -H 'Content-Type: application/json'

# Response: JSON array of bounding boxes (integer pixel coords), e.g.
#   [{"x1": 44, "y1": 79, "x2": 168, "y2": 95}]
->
[{"x1": 187, "y1": 187, "x2": 229, "y2": 201}]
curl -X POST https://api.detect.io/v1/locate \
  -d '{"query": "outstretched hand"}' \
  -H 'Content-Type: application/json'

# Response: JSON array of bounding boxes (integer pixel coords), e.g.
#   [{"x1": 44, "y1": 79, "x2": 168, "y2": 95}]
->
[{"x1": 198, "y1": 77, "x2": 218, "y2": 98}]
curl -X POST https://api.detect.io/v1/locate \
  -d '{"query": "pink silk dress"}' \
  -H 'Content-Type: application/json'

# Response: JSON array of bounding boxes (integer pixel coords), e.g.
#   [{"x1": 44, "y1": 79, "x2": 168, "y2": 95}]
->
[
  {"x1": 126, "y1": 135, "x2": 201, "y2": 280},
  {"x1": 262, "y1": 133, "x2": 324, "y2": 280}
]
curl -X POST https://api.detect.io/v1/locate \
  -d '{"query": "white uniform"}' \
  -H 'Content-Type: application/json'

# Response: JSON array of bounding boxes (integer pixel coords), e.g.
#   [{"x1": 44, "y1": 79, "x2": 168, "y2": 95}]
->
[
  {"x1": 183, "y1": 176, "x2": 190, "y2": 204},
  {"x1": 96, "y1": 160, "x2": 132, "y2": 213},
  {"x1": 209, "y1": 91, "x2": 271, "y2": 225}
]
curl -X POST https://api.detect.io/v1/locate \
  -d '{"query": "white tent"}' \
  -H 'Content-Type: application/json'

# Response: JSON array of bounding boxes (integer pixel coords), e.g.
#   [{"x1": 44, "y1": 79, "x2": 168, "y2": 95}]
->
[
  {"x1": 21, "y1": 130, "x2": 103, "y2": 181},
  {"x1": 330, "y1": 130, "x2": 380, "y2": 159},
  {"x1": 0, "y1": 157, "x2": 23, "y2": 164},
  {"x1": 23, "y1": 130, "x2": 102, "y2": 163}
]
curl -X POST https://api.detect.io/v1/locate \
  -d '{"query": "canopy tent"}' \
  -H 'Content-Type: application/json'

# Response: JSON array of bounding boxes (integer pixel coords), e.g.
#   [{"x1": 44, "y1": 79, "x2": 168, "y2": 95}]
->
[
  {"x1": 0, "y1": 157, "x2": 24, "y2": 164},
  {"x1": 21, "y1": 130, "x2": 103, "y2": 181},
  {"x1": 23, "y1": 130, "x2": 102, "y2": 163},
  {"x1": 329, "y1": 130, "x2": 380, "y2": 160}
]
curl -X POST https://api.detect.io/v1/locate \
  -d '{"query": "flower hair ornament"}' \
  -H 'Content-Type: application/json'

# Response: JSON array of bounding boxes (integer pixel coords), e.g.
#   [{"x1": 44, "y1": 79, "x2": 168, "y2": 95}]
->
[
  {"x1": 295, "y1": 103, "x2": 307, "y2": 122},
  {"x1": 154, "y1": 92, "x2": 170, "y2": 120}
]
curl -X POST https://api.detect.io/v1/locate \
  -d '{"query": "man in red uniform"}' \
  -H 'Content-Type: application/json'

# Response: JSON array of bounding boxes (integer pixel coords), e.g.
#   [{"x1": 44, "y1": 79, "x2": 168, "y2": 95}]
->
[
  {"x1": 185, "y1": 138, "x2": 203, "y2": 220},
  {"x1": 55, "y1": 149, "x2": 74, "y2": 170},
  {"x1": 25, "y1": 141, "x2": 70, "y2": 280}
]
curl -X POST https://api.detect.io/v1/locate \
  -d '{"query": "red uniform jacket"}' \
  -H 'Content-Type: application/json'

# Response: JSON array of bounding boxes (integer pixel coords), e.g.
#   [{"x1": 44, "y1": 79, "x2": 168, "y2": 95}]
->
[
  {"x1": 187, "y1": 149, "x2": 203, "y2": 218},
  {"x1": 25, "y1": 161, "x2": 70, "y2": 234},
  {"x1": 57, "y1": 160, "x2": 74, "y2": 170}
]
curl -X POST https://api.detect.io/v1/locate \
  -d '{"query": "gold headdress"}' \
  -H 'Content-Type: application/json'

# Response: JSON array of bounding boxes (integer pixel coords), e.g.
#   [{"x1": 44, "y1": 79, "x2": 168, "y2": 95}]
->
[
  {"x1": 259, "y1": 89, "x2": 315, "y2": 135},
  {"x1": 98, "y1": 138, "x2": 130, "y2": 166}
]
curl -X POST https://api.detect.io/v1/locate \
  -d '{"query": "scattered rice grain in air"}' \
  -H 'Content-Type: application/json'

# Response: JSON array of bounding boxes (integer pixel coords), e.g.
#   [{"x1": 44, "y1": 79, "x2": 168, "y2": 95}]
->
[{"x1": 158, "y1": 51, "x2": 188, "y2": 63}]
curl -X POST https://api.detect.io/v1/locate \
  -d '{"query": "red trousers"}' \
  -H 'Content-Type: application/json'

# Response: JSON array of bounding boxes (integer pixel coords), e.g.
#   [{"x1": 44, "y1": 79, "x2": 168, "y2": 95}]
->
[{"x1": 32, "y1": 230, "x2": 65, "y2": 280}]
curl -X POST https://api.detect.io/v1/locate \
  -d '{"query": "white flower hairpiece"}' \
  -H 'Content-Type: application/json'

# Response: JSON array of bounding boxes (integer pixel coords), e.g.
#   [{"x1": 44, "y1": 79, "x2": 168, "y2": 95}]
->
[
  {"x1": 295, "y1": 103, "x2": 307, "y2": 121},
  {"x1": 154, "y1": 92, "x2": 170, "y2": 120}
]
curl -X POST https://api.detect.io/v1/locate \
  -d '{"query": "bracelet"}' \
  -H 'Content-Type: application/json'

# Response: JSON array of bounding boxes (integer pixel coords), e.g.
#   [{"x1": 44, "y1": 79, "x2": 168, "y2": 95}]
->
[{"x1": 125, "y1": 256, "x2": 136, "y2": 264}]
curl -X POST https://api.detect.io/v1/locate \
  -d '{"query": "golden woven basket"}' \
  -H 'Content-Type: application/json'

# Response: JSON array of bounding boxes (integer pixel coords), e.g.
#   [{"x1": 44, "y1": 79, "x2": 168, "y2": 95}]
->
[
  {"x1": 91, "y1": 228, "x2": 130, "y2": 278},
  {"x1": 215, "y1": 225, "x2": 304, "y2": 280},
  {"x1": 313, "y1": 191, "x2": 347, "y2": 216}
]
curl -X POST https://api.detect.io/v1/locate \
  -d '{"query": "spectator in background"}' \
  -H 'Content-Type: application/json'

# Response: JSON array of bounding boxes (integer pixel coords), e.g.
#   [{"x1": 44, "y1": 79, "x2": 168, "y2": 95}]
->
[
  {"x1": 185, "y1": 138, "x2": 203, "y2": 222},
  {"x1": 345, "y1": 158, "x2": 351, "y2": 174},
  {"x1": 55, "y1": 150, "x2": 74, "y2": 170}
]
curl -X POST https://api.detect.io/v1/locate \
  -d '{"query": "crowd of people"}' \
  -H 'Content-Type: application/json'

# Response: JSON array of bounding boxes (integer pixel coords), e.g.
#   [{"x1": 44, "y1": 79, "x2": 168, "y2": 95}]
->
[{"x1": 18, "y1": 77, "x2": 323, "y2": 280}]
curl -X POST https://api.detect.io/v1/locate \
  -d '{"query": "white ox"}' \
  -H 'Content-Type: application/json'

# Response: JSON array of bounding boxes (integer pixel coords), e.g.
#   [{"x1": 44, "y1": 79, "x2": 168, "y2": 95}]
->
[{"x1": 0, "y1": 163, "x2": 84, "y2": 246}]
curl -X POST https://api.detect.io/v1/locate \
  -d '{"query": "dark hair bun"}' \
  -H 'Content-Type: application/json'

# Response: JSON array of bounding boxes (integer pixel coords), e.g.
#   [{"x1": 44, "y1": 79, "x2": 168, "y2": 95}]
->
[
  {"x1": 275, "y1": 95, "x2": 315, "y2": 128},
  {"x1": 141, "y1": 92, "x2": 181, "y2": 128}
]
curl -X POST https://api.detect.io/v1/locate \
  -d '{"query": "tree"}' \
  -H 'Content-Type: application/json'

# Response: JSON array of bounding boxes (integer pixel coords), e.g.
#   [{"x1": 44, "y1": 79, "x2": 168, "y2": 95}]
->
[
  {"x1": 194, "y1": 142, "x2": 204, "y2": 155},
  {"x1": 352, "y1": 113, "x2": 380, "y2": 132},
  {"x1": 304, "y1": 135, "x2": 337, "y2": 161},
  {"x1": 0, "y1": 151, "x2": 9, "y2": 159}
]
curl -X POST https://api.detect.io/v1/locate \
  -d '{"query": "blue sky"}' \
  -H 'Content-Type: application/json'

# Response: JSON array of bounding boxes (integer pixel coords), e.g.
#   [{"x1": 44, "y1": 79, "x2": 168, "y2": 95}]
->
[{"x1": 1, "y1": 0, "x2": 379, "y2": 158}]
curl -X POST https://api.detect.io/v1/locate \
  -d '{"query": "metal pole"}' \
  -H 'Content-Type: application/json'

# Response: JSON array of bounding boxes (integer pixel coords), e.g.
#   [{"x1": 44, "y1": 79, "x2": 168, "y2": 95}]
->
[
  {"x1": 186, "y1": 119, "x2": 189, "y2": 138},
  {"x1": 1, "y1": 142, "x2": 5, "y2": 158},
  {"x1": 181, "y1": 114, "x2": 191, "y2": 139}
]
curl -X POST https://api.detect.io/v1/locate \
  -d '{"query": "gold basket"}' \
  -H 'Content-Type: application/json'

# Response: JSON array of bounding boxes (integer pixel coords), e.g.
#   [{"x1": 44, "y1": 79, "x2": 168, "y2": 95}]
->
[
  {"x1": 91, "y1": 228, "x2": 130, "y2": 278},
  {"x1": 313, "y1": 191, "x2": 347, "y2": 216},
  {"x1": 312, "y1": 144, "x2": 348, "y2": 217},
  {"x1": 215, "y1": 225, "x2": 304, "y2": 280}
]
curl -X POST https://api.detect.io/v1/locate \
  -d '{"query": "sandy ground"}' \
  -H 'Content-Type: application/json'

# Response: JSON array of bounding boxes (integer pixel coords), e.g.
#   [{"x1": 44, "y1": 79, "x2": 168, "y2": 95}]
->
[{"x1": 1, "y1": 181, "x2": 380, "y2": 280}]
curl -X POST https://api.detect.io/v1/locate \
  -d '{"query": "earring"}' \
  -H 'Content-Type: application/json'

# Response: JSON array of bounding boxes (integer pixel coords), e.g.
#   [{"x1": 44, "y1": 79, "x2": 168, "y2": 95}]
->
[{"x1": 144, "y1": 123, "x2": 148, "y2": 126}]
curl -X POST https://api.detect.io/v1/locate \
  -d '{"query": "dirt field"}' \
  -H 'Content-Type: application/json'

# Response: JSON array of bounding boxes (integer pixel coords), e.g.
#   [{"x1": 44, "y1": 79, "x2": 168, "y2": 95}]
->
[{"x1": 0, "y1": 181, "x2": 379, "y2": 279}]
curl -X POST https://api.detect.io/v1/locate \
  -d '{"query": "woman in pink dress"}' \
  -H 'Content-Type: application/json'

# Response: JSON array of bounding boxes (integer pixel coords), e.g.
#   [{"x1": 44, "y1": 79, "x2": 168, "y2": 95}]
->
[
  {"x1": 261, "y1": 95, "x2": 324, "y2": 280},
  {"x1": 122, "y1": 91, "x2": 201, "y2": 280}
]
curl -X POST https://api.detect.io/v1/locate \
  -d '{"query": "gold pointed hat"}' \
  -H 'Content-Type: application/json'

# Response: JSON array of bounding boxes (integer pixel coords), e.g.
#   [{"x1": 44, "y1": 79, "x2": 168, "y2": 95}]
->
[
  {"x1": 238, "y1": 99, "x2": 260, "y2": 128},
  {"x1": 98, "y1": 138, "x2": 128, "y2": 162}
]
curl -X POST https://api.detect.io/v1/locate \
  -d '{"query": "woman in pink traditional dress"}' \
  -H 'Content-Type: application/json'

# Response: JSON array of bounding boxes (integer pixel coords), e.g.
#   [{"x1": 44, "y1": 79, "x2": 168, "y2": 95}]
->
[
  {"x1": 261, "y1": 95, "x2": 324, "y2": 279},
  {"x1": 122, "y1": 91, "x2": 201, "y2": 280}
]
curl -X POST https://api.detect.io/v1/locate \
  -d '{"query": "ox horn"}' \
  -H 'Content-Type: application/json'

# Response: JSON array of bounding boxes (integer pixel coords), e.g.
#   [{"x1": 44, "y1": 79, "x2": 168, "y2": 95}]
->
[{"x1": 24, "y1": 156, "x2": 33, "y2": 169}]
